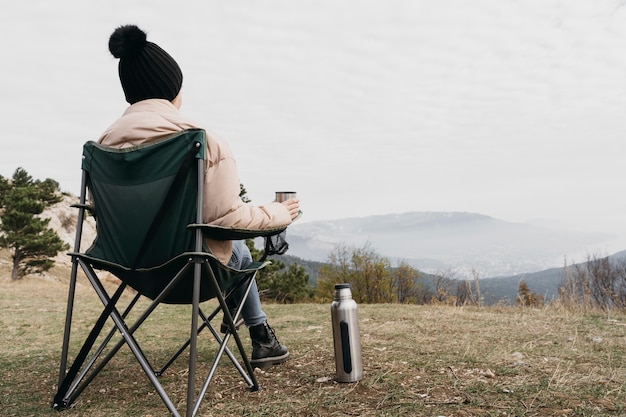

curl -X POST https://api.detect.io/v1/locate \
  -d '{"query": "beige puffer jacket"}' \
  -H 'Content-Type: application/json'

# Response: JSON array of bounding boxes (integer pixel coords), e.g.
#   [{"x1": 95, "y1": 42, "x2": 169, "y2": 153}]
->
[{"x1": 98, "y1": 99, "x2": 293, "y2": 264}]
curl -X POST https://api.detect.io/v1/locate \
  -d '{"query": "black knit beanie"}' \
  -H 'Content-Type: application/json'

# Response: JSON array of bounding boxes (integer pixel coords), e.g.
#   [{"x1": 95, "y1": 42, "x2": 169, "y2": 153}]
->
[{"x1": 108, "y1": 25, "x2": 183, "y2": 104}]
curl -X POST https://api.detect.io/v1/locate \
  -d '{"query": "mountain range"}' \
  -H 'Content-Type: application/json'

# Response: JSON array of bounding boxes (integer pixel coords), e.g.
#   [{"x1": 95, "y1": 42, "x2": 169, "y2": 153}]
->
[
  {"x1": 285, "y1": 212, "x2": 620, "y2": 278},
  {"x1": 45, "y1": 198, "x2": 625, "y2": 302}
]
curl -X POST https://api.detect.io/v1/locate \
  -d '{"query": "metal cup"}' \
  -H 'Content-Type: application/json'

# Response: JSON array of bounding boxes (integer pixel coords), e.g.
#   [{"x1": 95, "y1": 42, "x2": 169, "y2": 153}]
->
[{"x1": 275, "y1": 191, "x2": 297, "y2": 202}]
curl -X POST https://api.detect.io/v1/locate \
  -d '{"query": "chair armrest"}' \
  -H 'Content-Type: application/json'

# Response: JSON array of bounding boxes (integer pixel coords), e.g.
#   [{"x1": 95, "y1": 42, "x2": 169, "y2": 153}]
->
[
  {"x1": 188, "y1": 224, "x2": 287, "y2": 241},
  {"x1": 71, "y1": 203, "x2": 96, "y2": 215}
]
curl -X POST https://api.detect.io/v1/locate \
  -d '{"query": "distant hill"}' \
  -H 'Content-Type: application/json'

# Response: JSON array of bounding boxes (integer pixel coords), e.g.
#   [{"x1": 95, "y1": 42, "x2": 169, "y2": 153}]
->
[
  {"x1": 479, "y1": 249, "x2": 626, "y2": 305},
  {"x1": 265, "y1": 253, "x2": 325, "y2": 287},
  {"x1": 286, "y1": 212, "x2": 619, "y2": 277},
  {"x1": 479, "y1": 266, "x2": 566, "y2": 305},
  {"x1": 43, "y1": 197, "x2": 626, "y2": 305}
]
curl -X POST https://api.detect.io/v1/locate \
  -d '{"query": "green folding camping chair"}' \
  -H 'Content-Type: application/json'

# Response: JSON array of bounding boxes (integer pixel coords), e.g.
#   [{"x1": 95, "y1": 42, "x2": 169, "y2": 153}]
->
[{"x1": 53, "y1": 129, "x2": 286, "y2": 417}]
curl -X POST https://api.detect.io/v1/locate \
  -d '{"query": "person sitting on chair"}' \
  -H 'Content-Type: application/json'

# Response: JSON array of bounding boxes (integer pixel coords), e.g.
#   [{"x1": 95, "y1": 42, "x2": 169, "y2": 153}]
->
[{"x1": 98, "y1": 24, "x2": 300, "y2": 369}]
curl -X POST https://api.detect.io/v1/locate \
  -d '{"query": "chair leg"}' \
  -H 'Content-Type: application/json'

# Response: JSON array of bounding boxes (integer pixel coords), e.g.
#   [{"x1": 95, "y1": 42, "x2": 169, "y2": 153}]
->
[
  {"x1": 57, "y1": 173, "x2": 89, "y2": 398},
  {"x1": 203, "y1": 263, "x2": 260, "y2": 391},
  {"x1": 60, "y1": 291, "x2": 142, "y2": 405},
  {"x1": 55, "y1": 260, "x2": 197, "y2": 417},
  {"x1": 54, "y1": 264, "x2": 129, "y2": 410},
  {"x1": 56, "y1": 259, "x2": 79, "y2": 395},
  {"x1": 185, "y1": 262, "x2": 202, "y2": 417},
  {"x1": 83, "y1": 262, "x2": 183, "y2": 416},
  {"x1": 158, "y1": 307, "x2": 240, "y2": 377}
]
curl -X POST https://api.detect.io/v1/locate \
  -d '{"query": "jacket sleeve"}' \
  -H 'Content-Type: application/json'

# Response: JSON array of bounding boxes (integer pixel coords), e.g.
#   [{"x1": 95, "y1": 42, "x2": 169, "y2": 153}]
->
[{"x1": 201, "y1": 134, "x2": 292, "y2": 230}]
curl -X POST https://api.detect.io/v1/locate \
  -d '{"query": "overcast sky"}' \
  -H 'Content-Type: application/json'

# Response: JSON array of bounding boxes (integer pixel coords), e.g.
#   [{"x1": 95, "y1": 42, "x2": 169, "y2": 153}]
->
[{"x1": 2, "y1": 1, "x2": 626, "y2": 245}]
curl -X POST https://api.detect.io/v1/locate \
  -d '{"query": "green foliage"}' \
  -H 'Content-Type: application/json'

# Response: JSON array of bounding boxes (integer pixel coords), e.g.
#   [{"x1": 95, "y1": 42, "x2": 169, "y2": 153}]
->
[
  {"x1": 261, "y1": 262, "x2": 313, "y2": 303},
  {"x1": 350, "y1": 244, "x2": 393, "y2": 303},
  {"x1": 316, "y1": 243, "x2": 423, "y2": 304},
  {"x1": 0, "y1": 168, "x2": 69, "y2": 280},
  {"x1": 395, "y1": 261, "x2": 425, "y2": 303},
  {"x1": 274, "y1": 254, "x2": 323, "y2": 287},
  {"x1": 246, "y1": 240, "x2": 313, "y2": 303},
  {"x1": 316, "y1": 244, "x2": 353, "y2": 300},
  {"x1": 239, "y1": 183, "x2": 251, "y2": 203},
  {"x1": 239, "y1": 184, "x2": 312, "y2": 303},
  {"x1": 0, "y1": 176, "x2": 10, "y2": 208}
]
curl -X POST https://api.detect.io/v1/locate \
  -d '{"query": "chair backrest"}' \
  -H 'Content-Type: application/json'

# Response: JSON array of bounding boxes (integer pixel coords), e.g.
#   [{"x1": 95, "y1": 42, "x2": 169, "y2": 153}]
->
[{"x1": 82, "y1": 129, "x2": 206, "y2": 302}]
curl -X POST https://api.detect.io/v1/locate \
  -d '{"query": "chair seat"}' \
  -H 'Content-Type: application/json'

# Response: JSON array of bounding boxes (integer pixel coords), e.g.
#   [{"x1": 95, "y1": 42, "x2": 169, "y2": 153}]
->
[{"x1": 74, "y1": 251, "x2": 269, "y2": 304}]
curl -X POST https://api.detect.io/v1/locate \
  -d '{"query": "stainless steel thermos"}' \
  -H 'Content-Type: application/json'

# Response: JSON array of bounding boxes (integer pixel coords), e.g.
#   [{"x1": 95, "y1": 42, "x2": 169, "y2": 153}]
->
[{"x1": 331, "y1": 283, "x2": 363, "y2": 382}]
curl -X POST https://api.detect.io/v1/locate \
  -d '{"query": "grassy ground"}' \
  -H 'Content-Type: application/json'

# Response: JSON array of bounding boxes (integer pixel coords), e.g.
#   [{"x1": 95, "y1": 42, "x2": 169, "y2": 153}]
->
[{"x1": 1, "y1": 264, "x2": 625, "y2": 416}]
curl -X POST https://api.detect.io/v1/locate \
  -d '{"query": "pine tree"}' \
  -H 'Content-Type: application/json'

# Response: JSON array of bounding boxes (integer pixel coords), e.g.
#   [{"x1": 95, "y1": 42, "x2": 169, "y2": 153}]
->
[{"x1": 0, "y1": 168, "x2": 69, "y2": 280}]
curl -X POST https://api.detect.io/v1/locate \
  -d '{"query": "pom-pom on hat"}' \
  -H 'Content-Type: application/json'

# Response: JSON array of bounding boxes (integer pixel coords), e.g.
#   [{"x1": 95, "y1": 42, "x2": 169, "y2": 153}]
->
[{"x1": 108, "y1": 25, "x2": 183, "y2": 104}]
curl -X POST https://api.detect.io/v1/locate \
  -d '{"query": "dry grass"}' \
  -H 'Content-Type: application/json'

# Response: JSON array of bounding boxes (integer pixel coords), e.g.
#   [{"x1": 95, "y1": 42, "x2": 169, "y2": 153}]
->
[{"x1": 1, "y1": 260, "x2": 625, "y2": 416}]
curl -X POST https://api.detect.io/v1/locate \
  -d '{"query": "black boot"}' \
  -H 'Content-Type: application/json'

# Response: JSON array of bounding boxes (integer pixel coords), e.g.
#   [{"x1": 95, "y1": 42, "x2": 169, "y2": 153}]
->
[{"x1": 249, "y1": 321, "x2": 289, "y2": 369}]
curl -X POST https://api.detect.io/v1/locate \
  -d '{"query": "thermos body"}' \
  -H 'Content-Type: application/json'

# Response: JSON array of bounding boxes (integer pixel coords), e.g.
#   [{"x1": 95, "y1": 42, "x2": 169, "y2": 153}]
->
[{"x1": 331, "y1": 284, "x2": 363, "y2": 382}]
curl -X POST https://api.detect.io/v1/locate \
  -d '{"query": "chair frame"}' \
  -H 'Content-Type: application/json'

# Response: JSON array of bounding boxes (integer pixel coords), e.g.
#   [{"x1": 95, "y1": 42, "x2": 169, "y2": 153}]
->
[{"x1": 53, "y1": 131, "x2": 281, "y2": 417}]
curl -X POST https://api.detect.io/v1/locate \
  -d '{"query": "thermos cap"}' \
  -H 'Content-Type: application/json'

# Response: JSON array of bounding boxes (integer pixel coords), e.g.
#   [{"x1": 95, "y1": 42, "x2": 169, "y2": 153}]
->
[{"x1": 333, "y1": 283, "x2": 353, "y2": 301}]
